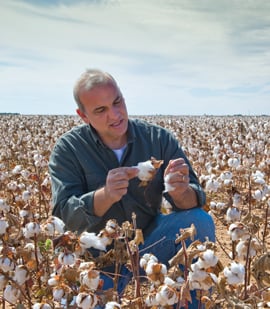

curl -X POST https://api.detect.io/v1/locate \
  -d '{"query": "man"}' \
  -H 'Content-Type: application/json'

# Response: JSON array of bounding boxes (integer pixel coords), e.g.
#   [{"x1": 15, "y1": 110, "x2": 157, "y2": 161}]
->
[{"x1": 49, "y1": 69, "x2": 215, "y2": 307}]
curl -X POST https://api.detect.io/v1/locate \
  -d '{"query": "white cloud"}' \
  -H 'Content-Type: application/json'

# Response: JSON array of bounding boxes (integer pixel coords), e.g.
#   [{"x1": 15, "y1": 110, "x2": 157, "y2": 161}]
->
[{"x1": 0, "y1": 0, "x2": 269, "y2": 115}]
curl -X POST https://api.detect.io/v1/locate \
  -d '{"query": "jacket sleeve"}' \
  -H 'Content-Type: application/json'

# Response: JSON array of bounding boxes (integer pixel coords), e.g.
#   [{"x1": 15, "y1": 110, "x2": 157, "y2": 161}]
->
[{"x1": 49, "y1": 140, "x2": 102, "y2": 234}]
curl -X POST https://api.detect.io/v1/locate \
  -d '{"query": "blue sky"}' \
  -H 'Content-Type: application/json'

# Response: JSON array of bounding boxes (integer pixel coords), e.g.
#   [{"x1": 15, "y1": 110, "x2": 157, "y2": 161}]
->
[{"x1": 1, "y1": 0, "x2": 270, "y2": 115}]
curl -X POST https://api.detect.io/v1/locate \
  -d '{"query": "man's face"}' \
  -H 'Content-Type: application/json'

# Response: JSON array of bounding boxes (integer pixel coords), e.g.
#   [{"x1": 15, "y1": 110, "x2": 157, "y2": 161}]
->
[{"x1": 77, "y1": 82, "x2": 129, "y2": 148}]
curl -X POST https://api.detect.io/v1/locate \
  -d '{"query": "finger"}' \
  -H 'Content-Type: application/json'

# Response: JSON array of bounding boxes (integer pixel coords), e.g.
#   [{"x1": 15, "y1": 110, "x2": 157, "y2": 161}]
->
[
  {"x1": 179, "y1": 174, "x2": 190, "y2": 182},
  {"x1": 172, "y1": 173, "x2": 189, "y2": 183},
  {"x1": 170, "y1": 158, "x2": 186, "y2": 166},
  {"x1": 125, "y1": 167, "x2": 139, "y2": 179}
]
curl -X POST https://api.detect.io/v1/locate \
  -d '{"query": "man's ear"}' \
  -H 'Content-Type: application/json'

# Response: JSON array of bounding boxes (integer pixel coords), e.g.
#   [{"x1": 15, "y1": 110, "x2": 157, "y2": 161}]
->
[{"x1": 76, "y1": 108, "x2": 90, "y2": 124}]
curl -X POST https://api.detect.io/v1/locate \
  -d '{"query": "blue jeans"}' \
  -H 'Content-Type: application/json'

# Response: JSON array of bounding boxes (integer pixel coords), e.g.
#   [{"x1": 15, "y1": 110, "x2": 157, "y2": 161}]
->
[{"x1": 100, "y1": 208, "x2": 215, "y2": 308}]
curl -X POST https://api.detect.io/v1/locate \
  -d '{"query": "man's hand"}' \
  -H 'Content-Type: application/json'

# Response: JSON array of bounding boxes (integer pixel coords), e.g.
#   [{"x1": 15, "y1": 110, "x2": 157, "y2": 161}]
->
[
  {"x1": 93, "y1": 167, "x2": 138, "y2": 216},
  {"x1": 164, "y1": 158, "x2": 190, "y2": 195},
  {"x1": 104, "y1": 167, "x2": 139, "y2": 203},
  {"x1": 164, "y1": 158, "x2": 198, "y2": 209}
]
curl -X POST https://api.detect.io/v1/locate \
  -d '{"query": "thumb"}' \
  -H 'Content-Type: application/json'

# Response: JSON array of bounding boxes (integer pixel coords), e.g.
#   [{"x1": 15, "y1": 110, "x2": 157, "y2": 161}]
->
[{"x1": 126, "y1": 167, "x2": 139, "y2": 179}]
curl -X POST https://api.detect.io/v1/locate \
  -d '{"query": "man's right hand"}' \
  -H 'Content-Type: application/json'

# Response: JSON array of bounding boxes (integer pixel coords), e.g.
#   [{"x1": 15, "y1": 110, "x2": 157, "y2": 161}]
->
[{"x1": 93, "y1": 167, "x2": 139, "y2": 217}]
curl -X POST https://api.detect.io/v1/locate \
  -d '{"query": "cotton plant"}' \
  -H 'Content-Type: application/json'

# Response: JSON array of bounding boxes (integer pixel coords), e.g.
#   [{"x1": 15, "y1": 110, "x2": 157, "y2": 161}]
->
[
  {"x1": 140, "y1": 253, "x2": 180, "y2": 306},
  {"x1": 188, "y1": 249, "x2": 218, "y2": 291},
  {"x1": 0, "y1": 115, "x2": 270, "y2": 308}
]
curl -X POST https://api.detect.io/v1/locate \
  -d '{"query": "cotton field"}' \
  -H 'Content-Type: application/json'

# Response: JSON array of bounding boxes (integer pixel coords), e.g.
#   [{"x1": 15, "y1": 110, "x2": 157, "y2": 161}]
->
[{"x1": 0, "y1": 114, "x2": 269, "y2": 308}]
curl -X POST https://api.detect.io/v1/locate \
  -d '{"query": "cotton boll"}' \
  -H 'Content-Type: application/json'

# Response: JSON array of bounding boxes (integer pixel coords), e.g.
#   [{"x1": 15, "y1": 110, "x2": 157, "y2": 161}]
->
[
  {"x1": 134, "y1": 157, "x2": 163, "y2": 186},
  {"x1": 136, "y1": 160, "x2": 155, "y2": 181},
  {"x1": 79, "y1": 232, "x2": 107, "y2": 251},
  {"x1": 163, "y1": 173, "x2": 176, "y2": 192},
  {"x1": 196, "y1": 249, "x2": 218, "y2": 269},
  {"x1": 228, "y1": 222, "x2": 249, "y2": 241},
  {"x1": 224, "y1": 261, "x2": 245, "y2": 285},
  {"x1": 22, "y1": 190, "x2": 31, "y2": 201},
  {"x1": 79, "y1": 269, "x2": 100, "y2": 291},
  {"x1": 228, "y1": 158, "x2": 240, "y2": 168},
  {"x1": 42, "y1": 216, "x2": 65, "y2": 235},
  {"x1": 0, "y1": 256, "x2": 15, "y2": 272},
  {"x1": 0, "y1": 218, "x2": 9, "y2": 235},
  {"x1": 76, "y1": 292, "x2": 98, "y2": 309},
  {"x1": 105, "y1": 301, "x2": 121, "y2": 308},
  {"x1": 104, "y1": 219, "x2": 118, "y2": 235},
  {"x1": 219, "y1": 171, "x2": 233, "y2": 181},
  {"x1": 140, "y1": 253, "x2": 158, "y2": 269},
  {"x1": 209, "y1": 201, "x2": 216, "y2": 210},
  {"x1": 145, "y1": 293, "x2": 159, "y2": 306},
  {"x1": 48, "y1": 273, "x2": 60, "y2": 286},
  {"x1": 232, "y1": 193, "x2": 242, "y2": 207},
  {"x1": 226, "y1": 206, "x2": 240, "y2": 223},
  {"x1": 0, "y1": 274, "x2": 8, "y2": 290},
  {"x1": 156, "y1": 284, "x2": 178, "y2": 306},
  {"x1": 32, "y1": 303, "x2": 52, "y2": 309},
  {"x1": 145, "y1": 262, "x2": 167, "y2": 285},
  {"x1": 0, "y1": 199, "x2": 10, "y2": 213},
  {"x1": 58, "y1": 252, "x2": 76, "y2": 266},
  {"x1": 236, "y1": 238, "x2": 262, "y2": 260},
  {"x1": 52, "y1": 286, "x2": 65, "y2": 302},
  {"x1": 13, "y1": 265, "x2": 30, "y2": 285},
  {"x1": 216, "y1": 202, "x2": 226, "y2": 210},
  {"x1": 253, "y1": 189, "x2": 265, "y2": 201},
  {"x1": 23, "y1": 222, "x2": 41, "y2": 238},
  {"x1": 145, "y1": 261, "x2": 167, "y2": 276},
  {"x1": 189, "y1": 263, "x2": 208, "y2": 282},
  {"x1": 12, "y1": 165, "x2": 22, "y2": 175},
  {"x1": 3, "y1": 284, "x2": 21, "y2": 304},
  {"x1": 205, "y1": 178, "x2": 220, "y2": 192}
]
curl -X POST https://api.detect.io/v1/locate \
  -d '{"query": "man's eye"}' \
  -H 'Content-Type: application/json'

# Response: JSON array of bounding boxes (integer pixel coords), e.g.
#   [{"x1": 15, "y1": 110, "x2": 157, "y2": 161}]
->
[
  {"x1": 95, "y1": 108, "x2": 105, "y2": 114},
  {"x1": 114, "y1": 99, "x2": 122, "y2": 105}
]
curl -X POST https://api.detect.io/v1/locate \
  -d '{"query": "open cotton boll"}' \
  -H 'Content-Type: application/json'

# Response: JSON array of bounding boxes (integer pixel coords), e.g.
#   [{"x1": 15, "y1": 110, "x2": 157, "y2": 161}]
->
[
  {"x1": 79, "y1": 232, "x2": 107, "y2": 251},
  {"x1": 196, "y1": 249, "x2": 218, "y2": 269},
  {"x1": 3, "y1": 285, "x2": 21, "y2": 304},
  {"x1": 156, "y1": 284, "x2": 178, "y2": 306},
  {"x1": 13, "y1": 265, "x2": 30, "y2": 285},
  {"x1": 105, "y1": 301, "x2": 121, "y2": 309},
  {"x1": 58, "y1": 252, "x2": 76, "y2": 266},
  {"x1": 134, "y1": 157, "x2": 163, "y2": 186},
  {"x1": 136, "y1": 160, "x2": 155, "y2": 181},
  {"x1": 140, "y1": 253, "x2": 158, "y2": 269},
  {"x1": 76, "y1": 292, "x2": 98, "y2": 309},
  {"x1": 79, "y1": 269, "x2": 100, "y2": 291},
  {"x1": 224, "y1": 261, "x2": 245, "y2": 285},
  {"x1": 226, "y1": 206, "x2": 241, "y2": 223},
  {"x1": 32, "y1": 303, "x2": 52, "y2": 309},
  {"x1": 42, "y1": 216, "x2": 65, "y2": 235},
  {"x1": 163, "y1": 173, "x2": 176, "y2": 193}
]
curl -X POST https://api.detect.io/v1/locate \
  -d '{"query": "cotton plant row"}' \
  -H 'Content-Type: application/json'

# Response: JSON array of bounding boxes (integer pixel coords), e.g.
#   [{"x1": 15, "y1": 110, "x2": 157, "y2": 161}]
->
[
  {"x1": 0, "y1": 114, "x2": 270, "y2": 308},
  {"x1": 0, "y1": 209, "x2": 241, "y2": 308}
]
